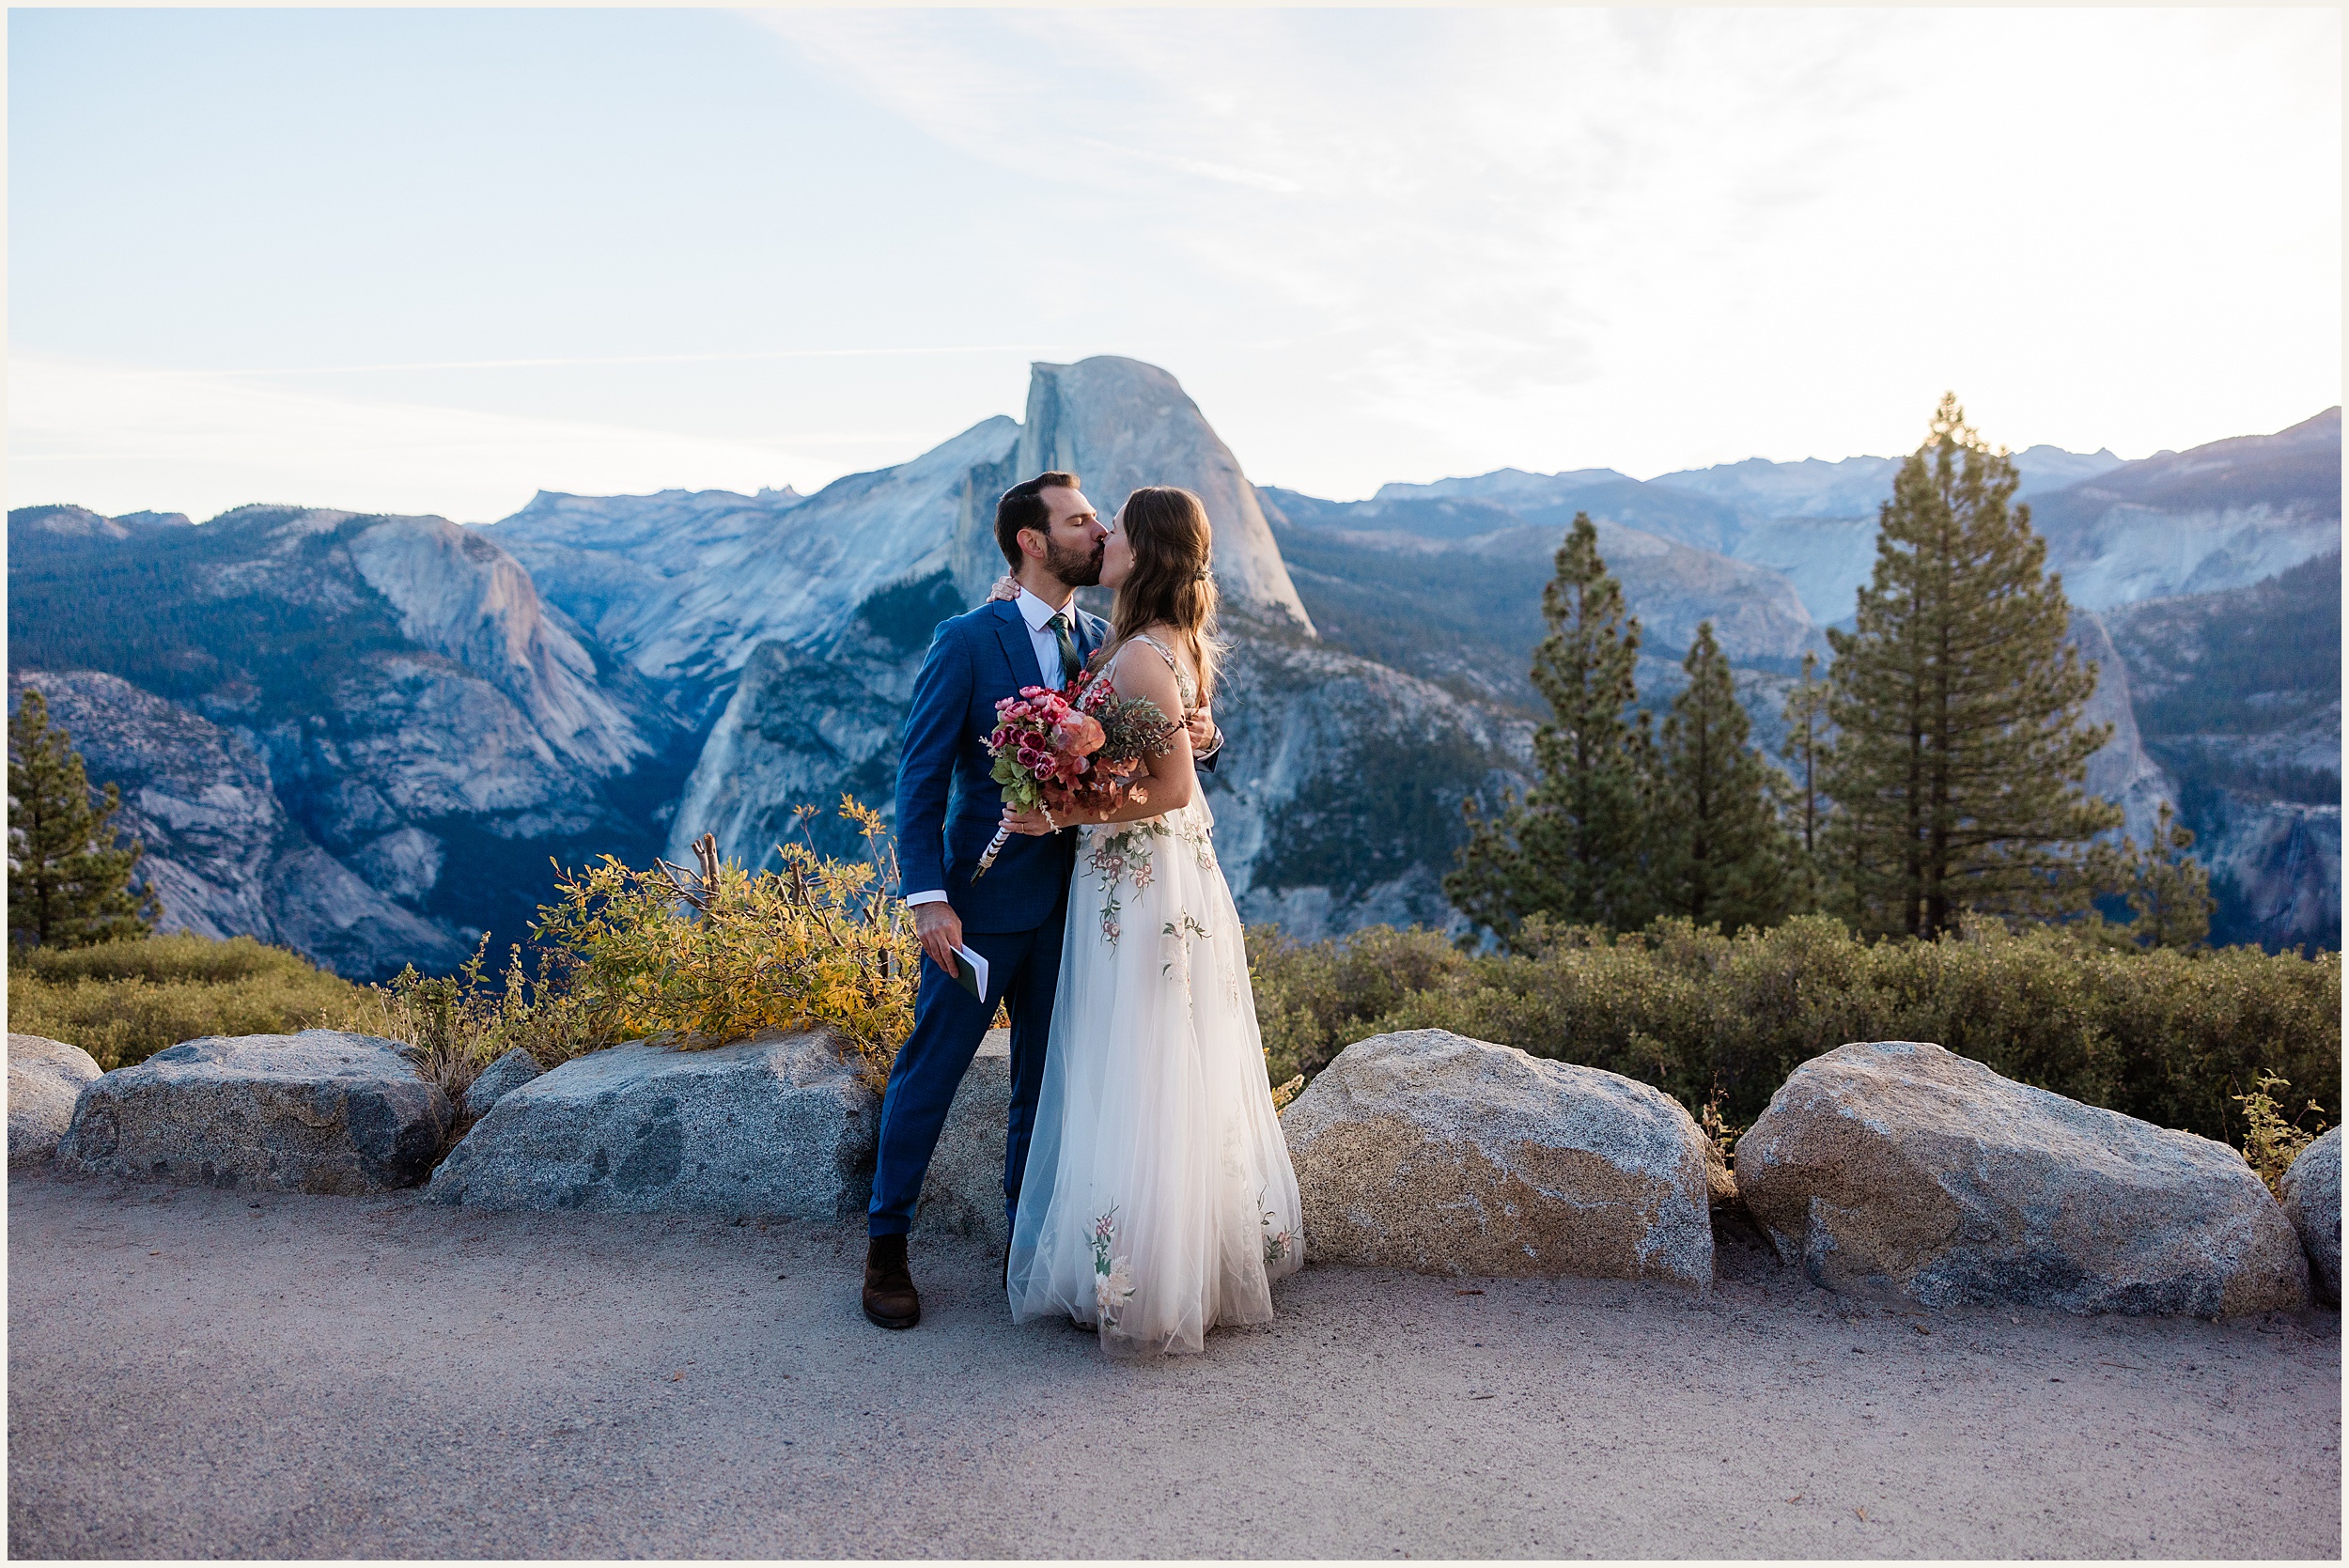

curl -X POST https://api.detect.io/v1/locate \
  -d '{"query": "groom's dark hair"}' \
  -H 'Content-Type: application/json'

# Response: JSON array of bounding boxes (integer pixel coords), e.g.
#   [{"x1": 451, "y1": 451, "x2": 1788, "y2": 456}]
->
[{"x1": 996, "y1": 472, "x2": 1081, "y2": 570}]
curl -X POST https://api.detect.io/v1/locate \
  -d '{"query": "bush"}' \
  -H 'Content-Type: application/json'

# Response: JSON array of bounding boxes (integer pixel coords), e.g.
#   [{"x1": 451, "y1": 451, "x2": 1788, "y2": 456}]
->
[
  {"x1": 8, "y1": 933, "x2": 364, "y2": 1070},
  {"x1": 7, "y1": 804, "x2": 920, "y2": 1098},
  {"x1": 2232, "y1": 1072, "x2": 2330, "y2": 1200},
  {"x1": 1249, "y1": 915, "x2": 2341, "y2": 1148},
  {"x1": 1248, "y1": 923, "x2": 1473, "y2": 1087},
  {"x1": 529, "y1": 800, "x2": 917, "y2": 1094},
  {"x1": 334, "y1": 939, "x2": 603, "y2": 1116}
]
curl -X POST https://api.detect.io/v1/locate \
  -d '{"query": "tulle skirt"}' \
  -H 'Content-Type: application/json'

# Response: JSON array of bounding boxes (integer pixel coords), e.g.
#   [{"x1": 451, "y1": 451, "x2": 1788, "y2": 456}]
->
[{"x1": 1007, "y1": 799, "x2": 1303, "y2": 1357}]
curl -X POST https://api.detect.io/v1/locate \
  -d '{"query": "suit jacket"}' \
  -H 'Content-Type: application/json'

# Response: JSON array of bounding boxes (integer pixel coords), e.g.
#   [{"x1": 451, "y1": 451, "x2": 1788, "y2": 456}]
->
[{"x1": 894, "y1": 598, "x2": 1110, "y2": 935}]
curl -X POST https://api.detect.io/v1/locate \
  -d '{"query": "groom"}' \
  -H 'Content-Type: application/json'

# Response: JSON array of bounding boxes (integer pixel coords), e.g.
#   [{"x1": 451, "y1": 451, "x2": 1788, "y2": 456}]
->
[{"x1": 865, "y1": 472, "x2": 1221, "y2": 1329}]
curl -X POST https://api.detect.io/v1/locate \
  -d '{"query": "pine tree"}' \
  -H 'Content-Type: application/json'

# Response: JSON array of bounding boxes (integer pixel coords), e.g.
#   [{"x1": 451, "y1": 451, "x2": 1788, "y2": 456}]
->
[
  {"x1": 1646, "y1": 623, "x2": 1793, "y2": 931},
  {"x1": 2116, "y1": 801, "x2": 2215, "y2": 951},
  {"x1": 1447, "y1": 513, "x2": 1653, "y2": 942},
  {"x1": 8, "y1": 689, "x2": 160, "y2": 950},
  {"x1": 1779, "y1": 648, "x2": 1831, "y2": 909},
  {"x1": 1821, "y1": 395, "x2": 2121, "y2": 939}
]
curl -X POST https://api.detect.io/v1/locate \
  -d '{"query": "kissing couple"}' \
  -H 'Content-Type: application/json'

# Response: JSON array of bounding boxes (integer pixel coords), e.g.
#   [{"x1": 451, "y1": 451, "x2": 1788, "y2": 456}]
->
[{"x1": 863, "y1": 473, "x2": 1304, "y2": 1358}]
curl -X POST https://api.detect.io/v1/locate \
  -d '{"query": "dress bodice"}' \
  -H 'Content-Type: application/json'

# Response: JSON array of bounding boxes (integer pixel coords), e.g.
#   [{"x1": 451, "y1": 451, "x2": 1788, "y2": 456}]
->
[{"x1": 1091, "y1": 632, "x2": 1208, "y2": 836}]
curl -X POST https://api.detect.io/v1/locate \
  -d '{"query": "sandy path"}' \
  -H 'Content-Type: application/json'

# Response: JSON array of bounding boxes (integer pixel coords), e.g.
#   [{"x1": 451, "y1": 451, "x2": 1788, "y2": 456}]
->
[{"x1": 8, "y1": 1170, "x2": 2339, "y2": 1560}]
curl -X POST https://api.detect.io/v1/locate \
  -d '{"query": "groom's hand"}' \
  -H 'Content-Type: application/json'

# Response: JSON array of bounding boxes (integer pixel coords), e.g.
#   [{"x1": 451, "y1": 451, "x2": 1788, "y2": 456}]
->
[
  {"x1": 1186, "y1": 705, "x2": 1219, "y2": 755},
  {"x1": 914, "y1": 902, "x2": 964, "y2": 971}
]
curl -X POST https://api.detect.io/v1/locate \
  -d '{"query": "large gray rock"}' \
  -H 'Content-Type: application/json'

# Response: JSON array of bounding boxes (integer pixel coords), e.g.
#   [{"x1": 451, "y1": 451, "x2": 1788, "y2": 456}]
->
[
  {"x1": 2281, "y1": 1127, "x2": 2341, "y2": 1306},
  {"x1": 53, "y1": 1031, "x2": 451, "y2": 1193},
  {"x1": 912, "y1": 1029, "x2": 1012, "y2": 1249},
  {"x1": 460, "y1": 1047, "x2": 543, "y2": 1122},
  {"x1": 1737, "y1": 1041, "x2": 2310, "y2": 1316},
  {"x1": 8, "y1": 1033, "x2": 102, "y2": 1170},
  {"x1": 1279, "y1": 1029, "x2": 1714, "y2": 1288},
  {"x1": 427, "y1": 1030, "x2": 878, "y2": 1219}
]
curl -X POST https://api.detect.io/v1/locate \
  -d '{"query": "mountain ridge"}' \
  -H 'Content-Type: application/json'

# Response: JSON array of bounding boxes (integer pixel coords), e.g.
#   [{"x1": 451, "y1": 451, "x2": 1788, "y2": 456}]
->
[{"x1": 9, "y1": 378, "x2": 2336, "y2": 968}]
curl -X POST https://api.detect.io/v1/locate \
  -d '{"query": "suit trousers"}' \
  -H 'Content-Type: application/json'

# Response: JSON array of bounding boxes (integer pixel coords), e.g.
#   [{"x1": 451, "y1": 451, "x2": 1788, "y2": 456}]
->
[{"x1": 865, "y1": 892, "x2": 1068, "y2": 1238}]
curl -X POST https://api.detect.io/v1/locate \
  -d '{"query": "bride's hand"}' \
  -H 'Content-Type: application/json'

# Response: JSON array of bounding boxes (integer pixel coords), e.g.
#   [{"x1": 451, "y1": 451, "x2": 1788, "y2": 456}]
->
[{"x1": 1000, "y1": 804, "x2": 1056, "y2": 837}]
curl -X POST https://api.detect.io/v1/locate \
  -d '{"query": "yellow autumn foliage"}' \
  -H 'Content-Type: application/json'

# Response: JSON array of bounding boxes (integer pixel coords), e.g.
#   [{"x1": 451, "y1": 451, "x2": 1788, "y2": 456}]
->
[{"x1": 531, "y1": 799, "x2": 917, "y2": 1093}]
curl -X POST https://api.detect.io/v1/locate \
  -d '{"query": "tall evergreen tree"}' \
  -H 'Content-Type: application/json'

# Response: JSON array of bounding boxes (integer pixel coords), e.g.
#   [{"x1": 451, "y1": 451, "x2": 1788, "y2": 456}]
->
[
  {"x1": 1648, "y1": 622, "x2": 1793, "y2": 931},
  {"x1": 1447, "y1": 513, "x2": 1653, "y2": 942},
  {"x1": 1821, "y1": 395, "x2": 2121, "y2": 939},
  {"x1": 8, "y1": 689, "x2": 160, "y2": 950},
  {"x1": 1778, "y1": 648, "x2": 1831, "y2": 908}
]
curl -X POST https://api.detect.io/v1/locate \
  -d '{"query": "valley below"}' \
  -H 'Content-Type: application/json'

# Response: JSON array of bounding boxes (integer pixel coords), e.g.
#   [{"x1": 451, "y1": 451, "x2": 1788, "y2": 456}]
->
[{"x1": 7, "y1": 361, "x2": 2340, "y2": 973}]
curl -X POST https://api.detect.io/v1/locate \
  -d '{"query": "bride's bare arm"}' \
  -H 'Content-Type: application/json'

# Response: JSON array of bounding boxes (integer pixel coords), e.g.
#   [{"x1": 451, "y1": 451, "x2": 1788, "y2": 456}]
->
[{"x1": 1001, "y1": 644, "x2": 1195, "y2": 834}]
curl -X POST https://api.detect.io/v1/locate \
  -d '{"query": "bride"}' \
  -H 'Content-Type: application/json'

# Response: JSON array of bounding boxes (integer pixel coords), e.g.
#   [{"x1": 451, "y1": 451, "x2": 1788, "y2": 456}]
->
[{"x1": 996, "y1": 485, "x2": 1304, "y2": 1358}]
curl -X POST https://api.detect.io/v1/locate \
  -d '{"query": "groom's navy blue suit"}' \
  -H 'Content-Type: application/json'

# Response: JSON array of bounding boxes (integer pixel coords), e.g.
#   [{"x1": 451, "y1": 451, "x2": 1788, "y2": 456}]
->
[{"x1": 871, "y1": 597, "x2": 1111, "y2": 1239}]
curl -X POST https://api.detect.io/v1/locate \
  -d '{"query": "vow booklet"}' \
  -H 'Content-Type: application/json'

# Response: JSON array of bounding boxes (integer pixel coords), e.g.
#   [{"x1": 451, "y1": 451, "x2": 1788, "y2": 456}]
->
[{"x1": 951, "y1": 943, "x2": 989, "y2": 1003}]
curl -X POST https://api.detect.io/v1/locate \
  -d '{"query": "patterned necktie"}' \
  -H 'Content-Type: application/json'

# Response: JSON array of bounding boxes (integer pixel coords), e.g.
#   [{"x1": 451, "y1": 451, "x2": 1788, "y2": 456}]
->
[{"x1": 1046, "y1": 611, "x2": 1082, "y2": 687}]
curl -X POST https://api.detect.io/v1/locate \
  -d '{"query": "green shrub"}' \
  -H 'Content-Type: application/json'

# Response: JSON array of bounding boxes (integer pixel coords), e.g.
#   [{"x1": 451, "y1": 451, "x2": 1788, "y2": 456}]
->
[
  {"x1": 8, "y1": 933, "x2": 364, "y2": 1070},
  {"x1": 335, "y1": 939, "x2": 604, "y2": 1115},
  {"x1": 2232, "y1": 1072, "x2": 2330, "y2": 1199},
  {"x1": 1248, "y1": 923, "x2": 1473, "y2": 1086},
  {"x1": 1250, "y1": 915, "x2": 2341, "y2": 1148}
]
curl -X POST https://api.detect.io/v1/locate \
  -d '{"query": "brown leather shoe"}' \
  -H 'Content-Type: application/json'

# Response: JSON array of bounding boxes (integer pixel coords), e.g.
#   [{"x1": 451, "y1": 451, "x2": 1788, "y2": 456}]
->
[{"x1": 863, "y1": 1234, "x2": 920, "y2": 1329}]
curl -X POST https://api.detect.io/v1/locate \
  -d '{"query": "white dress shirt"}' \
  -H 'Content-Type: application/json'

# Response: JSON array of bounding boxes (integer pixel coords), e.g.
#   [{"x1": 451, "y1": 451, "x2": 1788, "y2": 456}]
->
[
  {"x1": 905, "y1": 588, "x2": 1084, "y2": 910},
  {"x1": 1015, "y1": 586, "x2": 1085, "y2": 691}
]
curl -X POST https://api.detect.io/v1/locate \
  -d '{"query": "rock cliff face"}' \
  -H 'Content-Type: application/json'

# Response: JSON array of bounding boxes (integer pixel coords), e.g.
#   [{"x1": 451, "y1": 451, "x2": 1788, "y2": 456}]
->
[
  {"x1": 1261, "y1": 485, "x2": 1821, "y2": 720},
  {"x1": 1205, "y1": 638, "x2": 1527, "y2": 937},
  {"x1": 8, "y1": 505, "x2": 687, "y2": 973},
  {"x1": 5, "y1": 670, "x2": 464, "y2": 978},
  {"x1": 491, "y1": 418, "x2": 1022, "y2": 691},
  {"x1": 2106, "y1": 551, "x2": 2342, "y2": 952},
  {"x1": 1019, "y1": 357, "x2": 1313, "y2": 630},
  {"x1": 2028, "y1": 410, "x2": 2342, "y2": 611},
  {"x1": 2069, "y1": 611, "x2": 2173, "y2": 853}
]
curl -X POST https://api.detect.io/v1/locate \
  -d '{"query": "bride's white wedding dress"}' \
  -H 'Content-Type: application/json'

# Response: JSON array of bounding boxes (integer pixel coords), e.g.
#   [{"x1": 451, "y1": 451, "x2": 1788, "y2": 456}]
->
[{"x1": 1007, "y1": 635, "x2": 1304, "y2": 1357}]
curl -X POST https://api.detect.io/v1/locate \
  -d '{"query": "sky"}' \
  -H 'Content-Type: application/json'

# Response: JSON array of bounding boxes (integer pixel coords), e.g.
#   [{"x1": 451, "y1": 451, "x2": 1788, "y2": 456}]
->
[{"x1": 8, "y1": 7, "x2": 2341, "y2": 523}]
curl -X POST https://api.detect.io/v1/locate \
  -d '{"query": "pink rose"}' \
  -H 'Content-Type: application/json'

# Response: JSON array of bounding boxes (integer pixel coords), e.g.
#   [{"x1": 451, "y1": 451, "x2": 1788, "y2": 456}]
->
[{"x1": 1050, "y1": 713, "x2": 1105, "y2": 757}]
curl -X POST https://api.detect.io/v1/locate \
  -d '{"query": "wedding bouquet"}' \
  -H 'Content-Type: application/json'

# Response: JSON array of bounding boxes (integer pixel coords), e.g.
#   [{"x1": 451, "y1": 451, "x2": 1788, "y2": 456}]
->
[{"x1": 971, "y1": 679, "x2": 1178, "y2": 879}]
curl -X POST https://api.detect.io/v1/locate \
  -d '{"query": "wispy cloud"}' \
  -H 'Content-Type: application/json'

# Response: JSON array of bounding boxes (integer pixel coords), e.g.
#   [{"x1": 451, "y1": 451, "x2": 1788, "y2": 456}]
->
[{"x1": 751, "y1": 8, "x2": 2340, "y2": 486}]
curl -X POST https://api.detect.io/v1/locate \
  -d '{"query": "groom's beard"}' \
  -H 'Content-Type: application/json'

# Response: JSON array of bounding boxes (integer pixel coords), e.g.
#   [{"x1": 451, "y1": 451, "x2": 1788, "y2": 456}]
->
[{"x1": 1046, "y1": 538, "x2": 1106, "y2": 589}]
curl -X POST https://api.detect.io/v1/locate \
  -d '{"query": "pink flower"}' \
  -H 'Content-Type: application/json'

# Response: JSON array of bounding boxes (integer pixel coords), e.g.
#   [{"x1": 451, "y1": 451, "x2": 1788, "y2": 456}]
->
[{"x1": 1050, "y1": 713, "x2": 1105, "y2": 757}]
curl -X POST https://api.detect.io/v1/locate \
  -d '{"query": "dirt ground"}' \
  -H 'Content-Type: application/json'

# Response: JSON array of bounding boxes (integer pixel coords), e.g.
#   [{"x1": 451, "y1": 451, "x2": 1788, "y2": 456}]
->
[{"x1": 8, "y1": 1168, "x2": 2340, "y2": 1559}]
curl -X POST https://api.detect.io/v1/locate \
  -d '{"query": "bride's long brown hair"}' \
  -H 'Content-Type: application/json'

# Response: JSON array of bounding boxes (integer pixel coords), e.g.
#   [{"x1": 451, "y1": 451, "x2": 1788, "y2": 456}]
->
[{"x1": 1098, "y1": 485, "x2": 1222, "y2": 706}]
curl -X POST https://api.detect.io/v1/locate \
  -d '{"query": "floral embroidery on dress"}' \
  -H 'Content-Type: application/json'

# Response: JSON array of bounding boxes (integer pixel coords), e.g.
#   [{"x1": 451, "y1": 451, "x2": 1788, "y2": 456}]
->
[
  {"x1": 1170, "y1": 808, "x2": 1219, "y2": 871},
  {"x1": 1090, "y1": 1208, "x2": 1135, "y2": 1325},
  {"x1": 1160, "y1": 912, "x2": 1211, "y2": 981},
  {"x1": 1087, "y1": 822, "x2": 1168, "y2": 947},
  {"x1": 1260, "y1": 1188, "x2": 1299, "y2": 1269}
]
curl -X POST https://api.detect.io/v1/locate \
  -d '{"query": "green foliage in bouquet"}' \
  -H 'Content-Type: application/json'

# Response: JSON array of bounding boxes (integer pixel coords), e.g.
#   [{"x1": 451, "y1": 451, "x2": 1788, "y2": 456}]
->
[{"x1": 529, "y1": 799, "x2": 916, "y2": 1092}]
